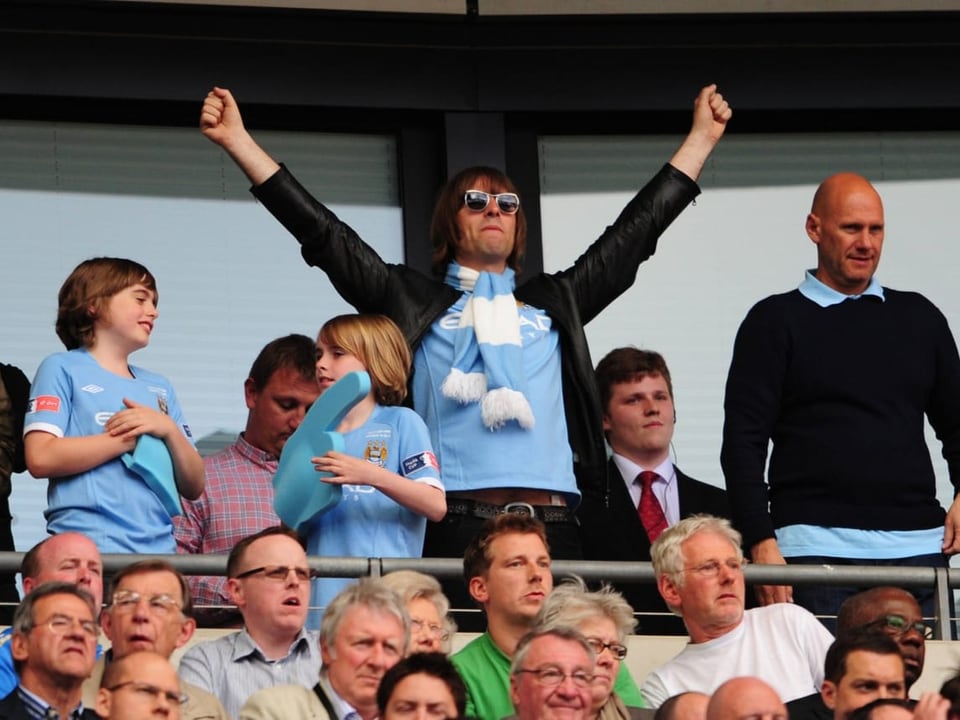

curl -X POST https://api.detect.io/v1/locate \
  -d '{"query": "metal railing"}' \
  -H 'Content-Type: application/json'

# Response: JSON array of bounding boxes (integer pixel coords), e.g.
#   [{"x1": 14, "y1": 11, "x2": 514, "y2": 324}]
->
[{"x1": 0, "y1": 552, "x2": 955, "y2": 639}]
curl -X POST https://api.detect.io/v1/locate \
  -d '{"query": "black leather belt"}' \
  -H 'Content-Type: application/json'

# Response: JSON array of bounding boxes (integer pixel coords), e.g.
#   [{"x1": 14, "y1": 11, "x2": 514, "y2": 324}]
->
[{"x1": 446, "y1": 498, "x2": 574, "y2": 524}]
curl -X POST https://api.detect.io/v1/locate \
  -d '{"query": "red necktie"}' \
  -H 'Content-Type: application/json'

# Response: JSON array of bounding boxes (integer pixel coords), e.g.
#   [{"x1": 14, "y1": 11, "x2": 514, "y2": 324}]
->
[{"x1": 637, "y1": 470, "x2": 668, "y2": 543}]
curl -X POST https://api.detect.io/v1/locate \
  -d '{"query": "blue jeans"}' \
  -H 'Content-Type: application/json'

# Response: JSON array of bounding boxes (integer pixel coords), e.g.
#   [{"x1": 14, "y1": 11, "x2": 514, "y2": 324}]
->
[{"x1": 787, "y1": 553, "x2": 950, "y2": 636}]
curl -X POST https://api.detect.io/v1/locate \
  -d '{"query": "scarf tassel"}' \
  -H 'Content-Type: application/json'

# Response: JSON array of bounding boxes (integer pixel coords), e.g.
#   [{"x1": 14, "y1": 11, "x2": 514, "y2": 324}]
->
[
  {"x1": 441, "y1": 368, "x2": 486, "y2": 402},
  {"x1": 481, "y1": 387, "x2": 535, "y2": 430}
]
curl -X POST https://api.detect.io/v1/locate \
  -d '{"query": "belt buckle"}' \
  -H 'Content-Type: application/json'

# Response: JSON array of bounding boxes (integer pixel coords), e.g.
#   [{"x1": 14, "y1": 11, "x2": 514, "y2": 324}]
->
[{"x1": 503, "y1": 502, "x2": 536, "y2": 518}]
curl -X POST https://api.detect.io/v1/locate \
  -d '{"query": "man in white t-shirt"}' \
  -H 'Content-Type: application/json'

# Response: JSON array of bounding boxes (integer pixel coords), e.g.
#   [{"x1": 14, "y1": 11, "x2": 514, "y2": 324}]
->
[{"x1": 641, "y1": 515, "x2": 833, "y2": 707}]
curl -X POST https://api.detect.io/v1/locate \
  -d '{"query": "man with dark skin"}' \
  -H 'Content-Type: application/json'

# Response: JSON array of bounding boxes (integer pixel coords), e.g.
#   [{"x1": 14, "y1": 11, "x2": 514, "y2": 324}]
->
[{"x1": 836, "y1": 588, "x2": 927, "y2": 690}]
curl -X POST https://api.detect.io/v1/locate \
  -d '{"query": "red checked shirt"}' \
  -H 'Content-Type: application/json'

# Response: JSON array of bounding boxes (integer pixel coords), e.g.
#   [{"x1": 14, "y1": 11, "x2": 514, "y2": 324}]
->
[{"x1": 174, "y1": 434, "x2": 281, "y2": 608}]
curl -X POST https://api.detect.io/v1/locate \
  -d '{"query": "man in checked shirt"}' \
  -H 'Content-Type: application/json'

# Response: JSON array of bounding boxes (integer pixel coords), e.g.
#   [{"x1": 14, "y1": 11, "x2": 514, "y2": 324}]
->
[{"x1": 174, "y1": 334, "x2": 320, "y2": 625}]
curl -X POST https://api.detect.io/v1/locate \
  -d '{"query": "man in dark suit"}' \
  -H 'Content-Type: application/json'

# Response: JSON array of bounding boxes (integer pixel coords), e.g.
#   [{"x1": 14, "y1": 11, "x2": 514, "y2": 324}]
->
[
  {"x1": 0, "y1": 582, "x2": 99, "y2": 720},
  {"x1": 580, "y1": 347, "x2": 730, "y2": 634}
]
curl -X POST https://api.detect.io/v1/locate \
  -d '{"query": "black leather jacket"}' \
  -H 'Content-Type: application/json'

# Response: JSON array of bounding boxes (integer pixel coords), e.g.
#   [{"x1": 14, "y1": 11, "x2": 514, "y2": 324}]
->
[{"x1": 253, "y1": 163, "x2": 700, "y2": 503}]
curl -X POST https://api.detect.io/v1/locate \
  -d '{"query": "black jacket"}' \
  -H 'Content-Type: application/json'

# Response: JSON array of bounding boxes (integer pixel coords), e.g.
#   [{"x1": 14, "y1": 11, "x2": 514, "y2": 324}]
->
[{"x1": 253, "y1": 163, "x2": 700, "y2": 503}]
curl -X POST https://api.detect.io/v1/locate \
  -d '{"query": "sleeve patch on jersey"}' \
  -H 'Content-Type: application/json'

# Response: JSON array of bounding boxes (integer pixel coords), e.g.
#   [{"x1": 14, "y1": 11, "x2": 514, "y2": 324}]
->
[
  {"x1": 402, "y1": 451, "x2": 440, "y2": 475},
  {"x1": 29, "y1": 395, "x2": 61, "y2": 413}
]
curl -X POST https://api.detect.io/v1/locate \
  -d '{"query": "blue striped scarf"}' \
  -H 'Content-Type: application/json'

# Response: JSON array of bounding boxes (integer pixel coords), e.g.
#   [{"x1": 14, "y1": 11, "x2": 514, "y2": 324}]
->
[{"x1": 441, "y1": 262, "x2": 534, "y2": 430}]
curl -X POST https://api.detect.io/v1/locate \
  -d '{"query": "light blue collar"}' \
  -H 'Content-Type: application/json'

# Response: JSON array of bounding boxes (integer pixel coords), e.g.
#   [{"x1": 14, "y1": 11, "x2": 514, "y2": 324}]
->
[{"x1": 798, "y1": 269, "x2": 884, "y2": 308}]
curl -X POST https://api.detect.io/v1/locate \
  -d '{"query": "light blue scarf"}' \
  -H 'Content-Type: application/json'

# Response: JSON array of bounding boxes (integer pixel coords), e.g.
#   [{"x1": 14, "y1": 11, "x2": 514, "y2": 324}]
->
[{"x1": 441, "y1": 262, "x2": 534, "y2": 430}]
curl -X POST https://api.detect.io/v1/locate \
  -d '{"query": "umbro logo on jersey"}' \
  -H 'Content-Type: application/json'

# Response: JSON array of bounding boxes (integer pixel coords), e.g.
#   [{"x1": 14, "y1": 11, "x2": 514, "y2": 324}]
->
[{"x1": 81, "y1": 384, "x2": 105, "y2": 393}]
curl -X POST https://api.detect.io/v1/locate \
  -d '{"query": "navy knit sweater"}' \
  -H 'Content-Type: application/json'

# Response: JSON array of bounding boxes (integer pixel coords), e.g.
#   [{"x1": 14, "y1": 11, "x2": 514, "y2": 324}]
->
[{"x1": 721, "y1": 288, "x2": 960, "y2": 550}]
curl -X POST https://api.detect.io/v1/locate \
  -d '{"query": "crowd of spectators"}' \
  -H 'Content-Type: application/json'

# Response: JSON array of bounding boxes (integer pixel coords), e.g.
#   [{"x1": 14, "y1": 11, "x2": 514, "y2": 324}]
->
[{"x1": 3, "y1": 77, "x2": 960, "y2": 720}]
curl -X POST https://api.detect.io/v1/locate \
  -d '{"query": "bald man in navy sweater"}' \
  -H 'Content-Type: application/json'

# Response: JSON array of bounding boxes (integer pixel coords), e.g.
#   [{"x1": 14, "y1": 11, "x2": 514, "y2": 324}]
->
[{"x1": 721, "y1": 172, "x2": 960, "y2": 627}]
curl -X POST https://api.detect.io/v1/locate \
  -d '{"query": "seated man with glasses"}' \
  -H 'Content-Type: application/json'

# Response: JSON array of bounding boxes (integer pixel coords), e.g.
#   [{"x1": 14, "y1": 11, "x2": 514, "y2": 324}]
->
[
  {"x1": 508, "y1": 627, "x2": 595, "y2": 720},
  {"x1": 788, "y1": 587, "x2": 930, "y2": 720},
  {"x1": 178, "y1": 526, "x2": 320, "y2": 718},
  {"x1": 0, "y1": 581, "x2": 99, "y2": 719},
  {"x1": 95, "y1": 650, "x2": 186, "y2": 720},
  {"x1": 641, "y1": 515, "x2": 833, "y2": 708},
  {"x1": 82, "y1": 559, "x2": 228, "y2": 720},
  {"x1": 838, "y1": 588, "x2": 930, "y2": 691}
]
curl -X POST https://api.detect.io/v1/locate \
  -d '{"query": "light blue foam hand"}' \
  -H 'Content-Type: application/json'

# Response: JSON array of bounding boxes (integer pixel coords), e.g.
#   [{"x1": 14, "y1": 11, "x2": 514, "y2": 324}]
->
[
  {"x1": 272, "y1": 370, "x2": 371, "y2": 534},
  {"x1": 122, "y1": 434, "x2": 182, "y2": 518}
]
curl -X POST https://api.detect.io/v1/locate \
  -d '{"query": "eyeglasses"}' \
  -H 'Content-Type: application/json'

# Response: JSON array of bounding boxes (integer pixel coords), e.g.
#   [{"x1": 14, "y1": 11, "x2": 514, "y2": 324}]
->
[
  {"x1": 463, "y1": 189, "x2": 520, "y2": 214},
  {"x1": 584, "y1": 637, "x2": 628, "y2": 660},
  {"x1": 515, "y1": 667, "x2": 594, "y2": 688},
  {"x1": 683, "y1": 558, "x2": 746, "y2": 578},
  {"x1": 34, "y1": 613, "x2": 98, "y2": 639},
  {"x1": 410, "y1": 617, "x2": 450, "y2": 641},
  {"x1": 234, "y1": 565, "x2": 312, "y2": 582},
  {"x1": 111, "y1": 590, "x2": 181, "y2": 616},
  {"x1": 105, "y1": 681, "x2": 187, "y2": 705},
  {"x1": 864, "y1": 614, "x2": 933, "y2": 640}
]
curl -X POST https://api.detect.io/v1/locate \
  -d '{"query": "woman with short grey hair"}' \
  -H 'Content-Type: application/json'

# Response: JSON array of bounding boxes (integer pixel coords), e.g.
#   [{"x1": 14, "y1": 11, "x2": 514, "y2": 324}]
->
[{"x1": 382, "y1": 570, "x2": 456, "y2": 654}]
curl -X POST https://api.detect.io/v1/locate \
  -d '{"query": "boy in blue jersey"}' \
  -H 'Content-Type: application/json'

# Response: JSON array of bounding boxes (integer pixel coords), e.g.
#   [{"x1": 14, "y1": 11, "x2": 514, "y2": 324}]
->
[{"x1": 24, "y1": 257, "x2": 204, "y2": 553}]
